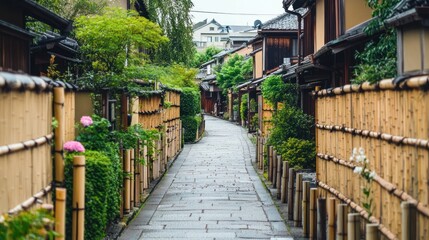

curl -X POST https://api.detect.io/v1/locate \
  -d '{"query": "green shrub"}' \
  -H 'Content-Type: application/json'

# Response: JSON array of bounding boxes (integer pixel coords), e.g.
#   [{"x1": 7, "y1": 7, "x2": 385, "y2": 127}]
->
[
  {"x1": 240, "y1": 94, "x2": 248, "y2": 122},
  {"x1": 261, "y1": 75, "x2": 298, "y2": 107},
  {"x1": 65, "y1": 151, "x2": 119, "y2": 240},
  {"x1": 268, "y1": 106, "x2": 313, "y2": 148},
  {"x1": 180, "y1": 87, "x2": 200, "y2": 117},
  {"x1": 280, "y1": 138, "x2": 316, "y2": 170},
  {"x1": 181, "y1": 115, "x2": 198, "y2": 143}
]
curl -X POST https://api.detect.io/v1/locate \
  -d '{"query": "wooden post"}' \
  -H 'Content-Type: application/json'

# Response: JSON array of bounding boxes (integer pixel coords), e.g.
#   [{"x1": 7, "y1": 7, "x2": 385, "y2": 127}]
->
[
  {"x1": 130, "y1": 149, "x2": 135, "y2": 209},
  {"x1": 347, "y1": 213, "x2": 360, "y2": 240},
  {"x1": 72, "y1": 156, "x2": 85, "y2": 240},
  {"x1": 134, "y1": 146, "x2": 141, "y2": 207},
  {"x1": 124, "y1": 149, "x2": 131, "y2": 214},
  {"x1": 281, "y1": 161, "x2": 289, "y2": 203},
  {"x1": 401, "y1": 201, "x2": 417, "y2": 240},
  {"x1": 287, "y1": 168, "x2": 295, "y2": 220},
  {"x1": 268, "y1": 146, "x2": 273, "y2": 181},
  {"x1": 366, "y1": 223, "x2": 379, "y2": 240},
  {"x1": 55, "y1": 188, "x2": 66, "y2": 240},
  {"x1": 272, "y1": 149, "x2": 277, "y2": 187},
  {"x1": 327, "y1": 197, "x2": 336, "y2": 240},
  {"x1": 317, "y1": 198, "x2": 327, "y2": 240},
  {"x1": 276, "y1": 155, "x2": 282, "y2": 199},
  {"x1": 256, "y1": 136, "x2": 260, "y2": 166},
  {"x1": 309, "y1": 188, "x2": 317, "y2": 239},
  {"x1": 302, "y1": 181, "x2": 310, "y2": 237},
  {"x1": 336, "y1": 204, "x2": 348, "y2": 240},
  {"x1": 54, "y1": 87, "x2": 65, "y2": 184},
  {"x1": 294, "y1": 173, "x2": 303, "y2": 227}
]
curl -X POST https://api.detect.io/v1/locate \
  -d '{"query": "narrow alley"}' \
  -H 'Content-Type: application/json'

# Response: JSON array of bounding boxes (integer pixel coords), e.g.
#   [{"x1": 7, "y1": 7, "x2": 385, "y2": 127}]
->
[{"x1": 119, "y1": 116, "x2": 291, "y2": 239}]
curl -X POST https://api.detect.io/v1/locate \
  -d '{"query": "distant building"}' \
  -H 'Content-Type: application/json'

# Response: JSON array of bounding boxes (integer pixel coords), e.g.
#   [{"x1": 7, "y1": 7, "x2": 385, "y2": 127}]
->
[{"x1": 192, "y1": 19, "x2": 257, "y2": 52}]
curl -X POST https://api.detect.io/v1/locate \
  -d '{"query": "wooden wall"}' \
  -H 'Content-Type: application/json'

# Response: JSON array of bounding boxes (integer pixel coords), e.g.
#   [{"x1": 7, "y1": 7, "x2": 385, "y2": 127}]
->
[{"x1": 315, "y1": 77, "x2": 429, "y2": 239}]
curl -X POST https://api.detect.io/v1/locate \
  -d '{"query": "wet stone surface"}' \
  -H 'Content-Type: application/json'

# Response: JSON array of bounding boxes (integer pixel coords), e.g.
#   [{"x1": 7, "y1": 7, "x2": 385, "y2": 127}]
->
[{"x1": 119, "y1": 116, "x2": 292, "y2": 240}]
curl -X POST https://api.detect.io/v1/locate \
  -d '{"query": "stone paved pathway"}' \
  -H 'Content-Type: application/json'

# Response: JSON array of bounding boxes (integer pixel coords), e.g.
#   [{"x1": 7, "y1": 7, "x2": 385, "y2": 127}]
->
[{"x1": 119, "y1": 116, "x2": 291, "y2": 239}]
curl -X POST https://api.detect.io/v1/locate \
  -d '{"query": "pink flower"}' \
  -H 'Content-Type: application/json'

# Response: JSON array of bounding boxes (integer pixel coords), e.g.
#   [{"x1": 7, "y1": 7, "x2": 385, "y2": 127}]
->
[
  {"x1": 64, "y1": 141, "x2": 85, "y2": 152},
  {"x1": 80, "y1": 116, "x2": 93, "y2": 127}
]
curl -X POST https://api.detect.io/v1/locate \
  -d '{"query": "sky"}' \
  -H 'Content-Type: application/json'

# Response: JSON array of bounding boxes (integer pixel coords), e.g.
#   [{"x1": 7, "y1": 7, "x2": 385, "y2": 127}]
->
[{"x1": 191, "y1": 0, "x2": 286, "y2": 27}]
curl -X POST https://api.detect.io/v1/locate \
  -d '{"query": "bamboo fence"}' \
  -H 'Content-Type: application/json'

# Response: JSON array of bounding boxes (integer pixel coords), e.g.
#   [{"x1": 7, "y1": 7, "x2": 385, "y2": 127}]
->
[{"x1": 314, "y1": 76, "x2": 429, "y2": 239}]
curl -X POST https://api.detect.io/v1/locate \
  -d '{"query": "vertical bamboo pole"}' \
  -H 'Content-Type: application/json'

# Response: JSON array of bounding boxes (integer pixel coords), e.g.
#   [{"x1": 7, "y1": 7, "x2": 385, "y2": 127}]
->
[
  {"x1": 327, "y1": 197, "x2": 336, "y2": 240},
  {"x1": 288, "y1": 168, "x2": 295, "y2": 220},
  {"x1": 268, "y1": 146, "x2": 273, "y2": 181},
  {"x1": 54, "y1": 87, "x2": 65, "y2": 184},
  {"x1": 135, "y1": 146, "x2": 141, "y2": 207},
  {"x1": 272, "y1": 149, "x2": 277, "y2": 187},
  {"x1": 294, "y1": 173, "x2": 303, "y2": 227},
  {"x1": 130, "y1": 149, "x2": 135, "y2": 209},
  {"x1": 276, "y1": 155, "x2": 282, "y2": 199},
  {"x1": 143, "y1": 145, "x2": 148, "y2": 189},
  {"x1": 336, "y1": 204, "x2": 348, "y2": 240},
  {"x1": 347, "y1": 213, "x2": 360, "y2": 240},
  {"x1": 124, "y1": 150, "x2": 131, "y2": 214},
  {"x1": 317, "y1": 198, "x2": 326, "y2": 240},
  {"x1": 302, "y1": 181, "x2": 310, "y2": 237},
  {"x1": 256, "y1": 137, "x2": 260, "y2": 166},
  {"x1": 401, "y1": 201, "x2": 416, "y2": 240},
  {"x1": 72, "y1": 156, "x2": 85, "y2": 240},
  {"x1": 281, "y1": 161, "x2": 289, "y2": 203},
  {"x1": 309, "y1": 188, "x2": 317, "y2": 239},
  {"x1": 55, "y1": 188, "x2": 66, "y2": 240},
  {"x1": 366, "y1": 223, "x2": 379, "y2": 240}
]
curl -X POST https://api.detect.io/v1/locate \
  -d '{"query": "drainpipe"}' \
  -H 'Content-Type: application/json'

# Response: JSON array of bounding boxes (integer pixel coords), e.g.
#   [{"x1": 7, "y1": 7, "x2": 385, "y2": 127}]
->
[{"x1": 284, "y1": 9, "x2": 302, "y2": 66}]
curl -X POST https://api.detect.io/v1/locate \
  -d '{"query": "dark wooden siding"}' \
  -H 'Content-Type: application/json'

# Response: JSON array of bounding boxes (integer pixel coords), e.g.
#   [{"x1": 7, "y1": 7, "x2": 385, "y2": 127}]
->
[
  {"x1": 0, "y1": 30, "x2": 30, "y2": 73},
  {"x1": 265, "y1": 36, "x2": 297, "y2": 72},
  {"x1": 303, "y1": 8, "x2": 315, "y2": 57}
]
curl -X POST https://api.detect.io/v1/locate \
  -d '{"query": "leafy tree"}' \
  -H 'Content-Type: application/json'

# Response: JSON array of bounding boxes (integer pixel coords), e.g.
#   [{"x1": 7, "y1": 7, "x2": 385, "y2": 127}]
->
[
  {"x1": 137, "y1": 0, "x2": 195, "y2": 65},
  {"x1": 191, "y1": 46, "x2": 222, "y2": 68},
  {"x1": 261, "y1": 75, "x2": 298, "y2": 108},
  {"x1": 216, "y1": 54, "x2": 253, "y2": 94},
  {"x1": 33, "y1": 0, "x2": 110, "y2": 20},
  {"x1": 353, "y1": 0, "x2": 401, "y2": 84},
  {"x1": 74, "y1": 8, "x2": 168, "y2": 74}
]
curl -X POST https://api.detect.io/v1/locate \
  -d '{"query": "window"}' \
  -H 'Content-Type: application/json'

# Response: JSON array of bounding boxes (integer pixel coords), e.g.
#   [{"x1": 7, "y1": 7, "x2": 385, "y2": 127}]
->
[
  {"x1": 214, "y1": 37, "x2": 219, "y2": 42},
  {"x1": 207, "y1": 36, "x2": 212, "y2": 42},
  {"x1": 209, "y1": 27, "x2": 214, "y2": 31}
]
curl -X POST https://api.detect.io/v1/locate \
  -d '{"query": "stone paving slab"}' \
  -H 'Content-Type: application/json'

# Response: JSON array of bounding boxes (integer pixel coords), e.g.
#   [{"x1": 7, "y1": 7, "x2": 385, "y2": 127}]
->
[{"x1": 119, "y1": 116, "x2": 291, "y2": 239}]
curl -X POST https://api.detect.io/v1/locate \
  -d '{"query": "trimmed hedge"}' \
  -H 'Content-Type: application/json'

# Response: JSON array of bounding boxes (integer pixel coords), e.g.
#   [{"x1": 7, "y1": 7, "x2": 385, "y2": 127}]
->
[
  {"x1": 65, "y1": 150, "x2": 119, "y2": 240},
  {"x1": 180, "y1": 87, "x2": 200, "y2": 116},
  {"x1": 279, "y1": 138, "x2": 315, "y2": 170},
  {"x1": 181, "y1": 115, "x2": 198, "y2": 143}
]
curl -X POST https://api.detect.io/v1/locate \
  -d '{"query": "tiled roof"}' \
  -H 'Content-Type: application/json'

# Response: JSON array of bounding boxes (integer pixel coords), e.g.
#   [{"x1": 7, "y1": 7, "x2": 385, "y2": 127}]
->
[
  {"x1": 193, "y1": 19, "x2": 207, "y2": 30},
  {"x1": 393, "y1": 0, "x2": 429, "y2": 14},
  {"x1": 261, "y1": 8, "x2": 306, "y2": 30}
]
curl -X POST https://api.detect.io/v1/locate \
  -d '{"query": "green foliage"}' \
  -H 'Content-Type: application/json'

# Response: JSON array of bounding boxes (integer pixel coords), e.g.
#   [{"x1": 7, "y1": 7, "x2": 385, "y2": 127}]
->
[
  {"x1": 191, "y1": 46, "x2": 222, "y2": 68},
  {"x1": 240, "y1": 94, "x2": 248, "y2": 123},
  {"x1": 0, "y1": 208, "x2": 57, "y2": 240},
  {"x1": 279, "y1": 138, "x2": 315, "y2": 169},
  {"x1": 75, "y1": 7, "x2": 168, "y2": 74},
  {"x1": 181, "y1": 115, "x2": 198, "y2": 142},
  {"x1": 142, "y1": 0, "x2": 195, "y2": 65},
  {"x1": 180, "y1": 88, "x2": 200, "y2": 117},
  {"x1": 33, "y1": 0, "x2": 109, "y2": 20},
  {"x1": 268, "y1": 107, "x2": 314, "y2": 148},
  {"x1": 249, "y1": 98, "x2": 257, "y2": 113},
  {"x1": 65, "y1": 151, "x2": 117, "y2": 240},
  {"x1": 76, "y1": 115, "x2": 111, "y2": 151},
  {"x1": 216, "y1": 54, "x2": 253, "y2": 94},
  {"x1": 261, "y1": 75, "x2": 298, "y2": 107},
  {"x1": 353, "y1": 0, "x2": 400, "y2": 84}
]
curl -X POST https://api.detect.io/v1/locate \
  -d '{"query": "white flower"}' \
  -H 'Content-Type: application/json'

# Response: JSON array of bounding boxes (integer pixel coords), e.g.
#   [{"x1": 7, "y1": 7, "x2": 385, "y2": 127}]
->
[
  {"x1": 369, "y1": 171, "x2": 376, "y2": 179},
  {"x1": 349, "y1": 156, "x2": 354, "y2": 161},
  {"x1": 0, "y1": 215, "x2": 4, "y2": 223},
  {"x1": 359, "y1": 147, "x2": 365, "y2": 156},
  {"x1": 353, "y1": 166, "x2": 363, "y2": 174},
  {"x1": 356, "y1": 155, "x2": 363, "y2": 163},
  {"x1": 364, "y1": 157, "x2": 369, "y2": 164},
  {"x1": 352, "y1": 148, "x2": 358, "y2": 156}
]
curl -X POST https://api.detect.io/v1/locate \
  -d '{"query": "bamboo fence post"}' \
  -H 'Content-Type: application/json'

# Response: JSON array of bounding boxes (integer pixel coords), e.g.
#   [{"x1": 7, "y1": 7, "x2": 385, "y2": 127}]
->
[
  {"x1": 134, "y1": 146, "x2": 140, "y2": 207},
  {"x1": 124, "y1": 149, "x2": 131, "y2": 214},
  {"x1": 327, "y1": 197, "x2": 336, "y2": 240},
  {"x1": 268, "y1": 146, "x2": 273, "y2": 181},
  {"x1": 317, "y1": 198, "x2": 326, "y2": 240},
  {"x1": 309, "y1": 188, "x2": 317, "y2": 239},
  {"x1": 54, "y1": 87, "x2": 65, "y2": 184},
  {"x1": 256, "y1": 137, "x2": 260, "y2": 166},
  {"x1": 276, "y1": 155, "x2": 282, "y2": 199},
  {"x1": 336, "y1": 204, "x2": 348, "y2": 240},
  {"x1": 261, "y1": 139, "x2": 265, "y2": 171},
  {"x1": 288, "y1": 168, "x2": 296, "y2": 220},
  {"x1": 401, "y1": 201, "x2": 417, "y2": 240},
  {"x1": 272, "y1": 149, "x2": 277, "y2": 187},
  {"x1": 72, "y1": 156, "x2": 85, "y2": 240},
  {"x1": 347, "y1": 213, "x2": 360, "y2": 240},
  {"x1": 55, "y1": 188, "x2": 66, "y2": 240},
  {"x1": 366, "y1": 223, "x2": 379, "y2": 240},
  {"x1": 281, "y1": 161, "x2": 289, "y2": 203},
  {"x1": 130, "y1": 149, "x2": 135, "y2": 209},
  {"x1": 302, "y1": 181, "x2": 310, "y2": 237},
  {"x1": 294, "y1": 173, "x2": 303, "y2": 227}
]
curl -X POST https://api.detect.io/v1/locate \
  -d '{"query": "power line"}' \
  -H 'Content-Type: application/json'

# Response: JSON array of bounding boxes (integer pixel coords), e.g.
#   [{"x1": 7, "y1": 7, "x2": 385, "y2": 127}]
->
[{"x1": 190, "y1": 10, "x2": 280, "y2": 16}]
